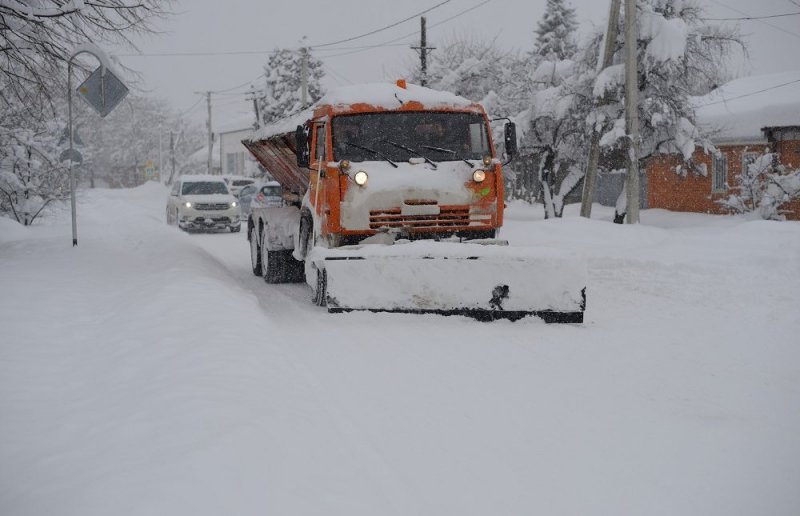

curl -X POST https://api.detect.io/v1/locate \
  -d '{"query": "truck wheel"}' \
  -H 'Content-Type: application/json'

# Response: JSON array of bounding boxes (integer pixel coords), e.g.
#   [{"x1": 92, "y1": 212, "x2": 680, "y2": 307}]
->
[
  {"x1": 311, "y1": 267, "x2": 327, "y2": 307},
  {"x1": 261, "y1": 225, "x2": 283, "y2": 283},
  {"x1": 249, "y1": 225, "x2": 262, "y2": 276}
]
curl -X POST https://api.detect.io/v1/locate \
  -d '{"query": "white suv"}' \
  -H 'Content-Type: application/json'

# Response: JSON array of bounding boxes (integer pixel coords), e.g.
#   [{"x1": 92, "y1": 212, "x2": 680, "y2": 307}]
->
[{"x1": 167, "y1": 175, "x2": 241, "y2": 232}]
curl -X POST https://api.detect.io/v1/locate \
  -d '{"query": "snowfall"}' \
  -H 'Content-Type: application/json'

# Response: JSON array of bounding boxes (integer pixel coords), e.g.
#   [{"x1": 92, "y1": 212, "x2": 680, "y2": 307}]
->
[{"x1": 1, "y1": 182, "x2": 799, "y2": 516}]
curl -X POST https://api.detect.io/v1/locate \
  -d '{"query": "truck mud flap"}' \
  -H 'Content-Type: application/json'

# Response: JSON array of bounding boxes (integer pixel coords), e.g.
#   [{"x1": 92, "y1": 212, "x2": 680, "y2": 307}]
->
[{"x1": 318, "y1": 249, "x2": 587, "y2": 323}]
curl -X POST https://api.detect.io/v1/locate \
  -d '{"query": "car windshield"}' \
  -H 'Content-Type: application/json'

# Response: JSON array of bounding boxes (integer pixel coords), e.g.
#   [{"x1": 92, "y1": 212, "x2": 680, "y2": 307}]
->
[
  {"x1": 262, "y1": 186, "x2": 281, "y2": 196},
  {"x1": 181, "y1": 181, "x2": 228, "y2": 195},
  {"x1": 332, "y1": 112, "x2": 491, "y2": 163}
]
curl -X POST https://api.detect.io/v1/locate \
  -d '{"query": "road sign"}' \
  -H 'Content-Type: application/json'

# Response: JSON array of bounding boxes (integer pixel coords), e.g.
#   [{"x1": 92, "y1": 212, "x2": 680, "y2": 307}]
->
[
  {"x1": 59, "y1": 148, "x2": 83, "y2": 165},
  {"x1": 144, "y1": 159, "x2": 156, "y2": 178},
  {"x1": 77, "y1": 66, "x2": 129, "y2": 118}
]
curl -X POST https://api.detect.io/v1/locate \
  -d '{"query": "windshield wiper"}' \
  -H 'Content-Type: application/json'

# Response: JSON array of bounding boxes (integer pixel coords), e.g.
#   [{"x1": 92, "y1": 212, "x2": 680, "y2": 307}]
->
[
  {"x1": 343, "y1": 142, "x2": 398, "y2": 168},
  {"x1": 421, "y1": 145, "x2": 474, "y2": 167},
  {"x1": 380, "y1": 139, "x2": 438, "y2": 169}
]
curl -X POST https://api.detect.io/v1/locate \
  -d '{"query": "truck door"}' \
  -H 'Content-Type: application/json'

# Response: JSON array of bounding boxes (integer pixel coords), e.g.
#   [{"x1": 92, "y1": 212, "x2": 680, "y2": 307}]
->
[{"x1": 309, "y1": 122, "x2": 327, "y2": 215}]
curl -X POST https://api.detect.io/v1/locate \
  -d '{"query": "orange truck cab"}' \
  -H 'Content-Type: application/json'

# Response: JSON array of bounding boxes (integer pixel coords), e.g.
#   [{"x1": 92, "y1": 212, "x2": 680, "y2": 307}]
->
[{"x1": 244, "y1": 81, "x2": 517, "y2": 253}]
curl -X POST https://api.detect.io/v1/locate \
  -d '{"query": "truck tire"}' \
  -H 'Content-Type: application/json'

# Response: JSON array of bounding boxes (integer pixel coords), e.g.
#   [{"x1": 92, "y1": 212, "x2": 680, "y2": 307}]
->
[
  {"x1": 261, "y1": 225, "x2": 283, "y2": 283},
  {"x1": 249, "y1": 225, "x2": 262, "y2": 276},
  {"x1": 311, "y1": 267, "x2": 327, "y2": 307}
]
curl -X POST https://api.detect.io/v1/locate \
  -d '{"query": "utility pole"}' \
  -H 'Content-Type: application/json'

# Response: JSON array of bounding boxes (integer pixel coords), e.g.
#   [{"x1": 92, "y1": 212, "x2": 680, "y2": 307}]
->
[
  {"x1": 168, "y1": 131, "x2": 176, "y2": 185},
  {"x1": 412, "y1": 16, "x2": 435, "y2": 86},
  {"x1": 300, "y1": 46, "x2": 309, "y2": 108},
  {"x1": 624, "y1": 0, "x2": 640, "y2": 223},
  {"x1": 202, "y1": 91, "x2": 213, "y2": 175},
  {"x1": 248, "y1": 85, "x2": 261, "y2": 129},
  {"x1": 580, "y1": 0, "x2": 622, "y2": 218},
  {"x1": 158, "y1": 122, "x2": 163, "y2": 183}
]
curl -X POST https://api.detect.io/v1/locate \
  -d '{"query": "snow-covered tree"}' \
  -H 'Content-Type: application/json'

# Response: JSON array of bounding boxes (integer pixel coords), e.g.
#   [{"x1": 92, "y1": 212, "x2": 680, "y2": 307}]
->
[
  {"x1": 258, "y1": 40, "x2": 325, "y2": 125},
  {"x1": 1, "y1": 0, "x2": 173, "y2": 224},
  {"x1": 532, "y1": 0, "x2": 578, "y2": 60},
  {"x1": 410, "y1": 34, "x2": 531, "y2": 118},
  {"x1": 515, "y1": 1, "x2": 589, "y2": 217},
  {"x1": 0, "y1": 115, "x2": 69, "y2": 225},
  {"x1": 718, "y1": 153, "x2": 800, "y2": 220},
  {"x1": 590, "y1": 0, "x2": 743, "y2": 221},
  {"x1": 81, "y1": 96, "x2": 204, "y2": 189}
]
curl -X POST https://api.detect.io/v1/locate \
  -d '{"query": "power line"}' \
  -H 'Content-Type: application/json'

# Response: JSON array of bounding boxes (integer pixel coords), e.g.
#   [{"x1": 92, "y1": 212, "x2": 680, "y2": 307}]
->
[
  {"x1": 210, "y1": 72, "x2": 265, "y2": 94},
  {"x1": 706, "y1": 0, "x2": 800, "y2": 40},
  {"x1": 704, "y1": 11, "x2": 800, "y2": 21},
  {"x1": 323, "y1": 0, "x2": 493, "y2": 59},
  {"x1": 696, "y1": 77, "x2": 800, "y2": 107},
  {"x1": 308, "y1": 0, "x2": 452, "y2": 49}
]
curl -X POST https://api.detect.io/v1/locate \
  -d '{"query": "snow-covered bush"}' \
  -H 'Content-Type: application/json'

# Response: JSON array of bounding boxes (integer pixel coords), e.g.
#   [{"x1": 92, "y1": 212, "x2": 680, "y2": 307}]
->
[{"x1": 718, "y1": 153, "x2": 800, "y2": 220}]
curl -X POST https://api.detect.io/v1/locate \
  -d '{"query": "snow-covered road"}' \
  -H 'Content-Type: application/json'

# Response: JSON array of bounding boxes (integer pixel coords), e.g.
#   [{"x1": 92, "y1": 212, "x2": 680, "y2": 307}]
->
[{"x1": 1, "y1": 183, "x2": 799, "y2": 515}]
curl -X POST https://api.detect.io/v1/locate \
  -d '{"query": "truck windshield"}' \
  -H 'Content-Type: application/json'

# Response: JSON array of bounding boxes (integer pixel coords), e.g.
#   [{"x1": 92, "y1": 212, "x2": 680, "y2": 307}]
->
[{"x1": 332, "y1": 112, "x2": 491, "y2": 163}]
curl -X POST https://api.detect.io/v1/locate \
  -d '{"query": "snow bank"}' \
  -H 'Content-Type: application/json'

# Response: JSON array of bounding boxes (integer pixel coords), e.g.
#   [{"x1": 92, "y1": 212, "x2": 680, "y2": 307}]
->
[{"x1": 2, "y1": 186, "x2": 799, "y2": 516}]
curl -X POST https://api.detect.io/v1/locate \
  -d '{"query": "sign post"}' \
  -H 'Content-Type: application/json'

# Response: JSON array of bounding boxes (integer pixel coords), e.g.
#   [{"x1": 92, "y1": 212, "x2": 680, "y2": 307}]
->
[{"x1": 67, "y1": 43, "x2": 129, "y2": 246}]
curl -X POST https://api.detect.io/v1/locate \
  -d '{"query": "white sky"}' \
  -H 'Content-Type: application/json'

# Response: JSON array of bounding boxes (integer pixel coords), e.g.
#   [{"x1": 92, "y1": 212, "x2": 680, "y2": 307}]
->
[{"x1": 111, "y1": 0, "x2": 800, "y2": 130}]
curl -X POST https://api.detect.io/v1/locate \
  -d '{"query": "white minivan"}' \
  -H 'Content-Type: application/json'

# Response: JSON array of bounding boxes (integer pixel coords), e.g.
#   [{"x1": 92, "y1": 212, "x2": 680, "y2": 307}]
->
[{"x1": 166, "y1": 175, "x2": 241, "y2": 232}]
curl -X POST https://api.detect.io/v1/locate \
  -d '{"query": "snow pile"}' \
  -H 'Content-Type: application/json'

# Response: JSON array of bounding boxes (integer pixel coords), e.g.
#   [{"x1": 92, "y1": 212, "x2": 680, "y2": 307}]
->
[{"x1": 693, "y1": 71, "x2": 800, "y2": 142}]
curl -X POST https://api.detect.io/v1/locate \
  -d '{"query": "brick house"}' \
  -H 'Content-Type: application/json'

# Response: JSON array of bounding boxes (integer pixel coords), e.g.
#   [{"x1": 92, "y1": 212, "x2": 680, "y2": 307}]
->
[{"x1": 647, "y1": 71, "x2": 800, "y2": 220}]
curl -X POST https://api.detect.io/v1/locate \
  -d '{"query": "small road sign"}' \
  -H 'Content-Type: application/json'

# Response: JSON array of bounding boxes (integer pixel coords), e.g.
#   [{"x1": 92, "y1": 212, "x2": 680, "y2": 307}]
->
[
  {"x1": 77, "y1": 66, "x2": 129, "y2": 118},
  {"x1": 144, "y1": 159, "x2": 156, "y2": 178}
]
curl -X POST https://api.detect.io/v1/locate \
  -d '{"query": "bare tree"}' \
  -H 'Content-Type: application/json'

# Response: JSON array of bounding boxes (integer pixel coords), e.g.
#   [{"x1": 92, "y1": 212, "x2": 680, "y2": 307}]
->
[{"x1": 1, "y1": 1, "x2": 172, "y2": 117}]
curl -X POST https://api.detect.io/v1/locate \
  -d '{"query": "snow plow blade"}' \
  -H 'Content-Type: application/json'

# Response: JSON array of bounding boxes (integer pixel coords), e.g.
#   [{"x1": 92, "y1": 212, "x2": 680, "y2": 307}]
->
[{"x1": 314, "y1": 242, "x2": 586, "y2": 323}]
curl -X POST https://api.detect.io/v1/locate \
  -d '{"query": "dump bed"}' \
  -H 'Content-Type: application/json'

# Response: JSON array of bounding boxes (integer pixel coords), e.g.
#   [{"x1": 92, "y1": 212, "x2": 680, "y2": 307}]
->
[{"x1": 242, "y1": 135, "x2": 308, "y2": 197}]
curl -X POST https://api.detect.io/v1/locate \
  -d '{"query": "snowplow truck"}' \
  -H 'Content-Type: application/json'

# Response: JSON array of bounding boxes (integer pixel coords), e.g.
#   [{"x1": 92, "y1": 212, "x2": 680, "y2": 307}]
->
[{"x1": 243, "y1": 81, "x2": 586, "y2": 322}]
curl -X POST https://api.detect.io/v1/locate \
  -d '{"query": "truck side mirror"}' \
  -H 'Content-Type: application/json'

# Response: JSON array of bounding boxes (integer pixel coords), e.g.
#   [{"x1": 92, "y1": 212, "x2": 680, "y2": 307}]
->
[
  {"x1": 295, "y1": 125, "x2": 310, "y2": 168},
  {"x1": 504, "y1": 122, "x2": 517, "y2": 161}
]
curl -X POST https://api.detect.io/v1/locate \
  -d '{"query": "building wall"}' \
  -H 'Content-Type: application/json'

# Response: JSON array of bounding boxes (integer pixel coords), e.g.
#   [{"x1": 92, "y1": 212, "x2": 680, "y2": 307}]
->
[
  {"x1": 647, "y1": 140, "x2": 800, "y2": 219},
  {"x1": 220, "y1": 129, "x2": 257, "y2": 177}
]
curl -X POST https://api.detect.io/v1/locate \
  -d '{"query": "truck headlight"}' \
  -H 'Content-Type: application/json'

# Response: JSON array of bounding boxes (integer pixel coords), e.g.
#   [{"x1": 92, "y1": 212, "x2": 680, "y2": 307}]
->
[
  {"x1": 354, "y1": 170, "x2": 368, "y2": 186},
  {"x1": 184, "y1": 201, "x2": 192, "y2": 208},
  {"x1": 472, "y1": 170, "x2": 486, "y2": 183}
]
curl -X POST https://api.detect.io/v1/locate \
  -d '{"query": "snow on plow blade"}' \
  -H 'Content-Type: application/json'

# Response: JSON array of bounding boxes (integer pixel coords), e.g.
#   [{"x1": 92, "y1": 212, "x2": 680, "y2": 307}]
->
[{"x1": 317, "y1": 242, "x2": 587, "y2": 323}]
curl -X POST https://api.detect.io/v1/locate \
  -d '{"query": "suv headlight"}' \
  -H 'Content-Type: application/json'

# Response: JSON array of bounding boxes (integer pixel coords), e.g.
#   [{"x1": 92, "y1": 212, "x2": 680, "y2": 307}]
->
[
  {"x1": 184, "y1": 201, "x2": 192, "y2": 208},
  {"x1": 231, "y1": 201, "x2": 238, "y2": 208}
]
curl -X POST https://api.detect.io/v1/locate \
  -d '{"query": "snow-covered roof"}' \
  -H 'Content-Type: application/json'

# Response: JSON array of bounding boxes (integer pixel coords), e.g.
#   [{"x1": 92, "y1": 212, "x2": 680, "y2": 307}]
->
[
  {"x1": 187, "y1": 140, "x2": 220, "y2": 166},
  {"x1": 245, "y1": 82, "x2": 477, "y2": 142},
  {"x1": 693, "y1": 71, "x2": 800, "y2": 143}
]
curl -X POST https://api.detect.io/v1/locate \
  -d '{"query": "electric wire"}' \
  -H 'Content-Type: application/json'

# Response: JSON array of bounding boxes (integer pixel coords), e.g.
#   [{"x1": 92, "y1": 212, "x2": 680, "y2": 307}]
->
[
  {"x1": 307, "y1": 0, "x2": 451, "y2": 49},
  {"x1": 695, "y1": 77, "x2": 800, "y2": 107}
]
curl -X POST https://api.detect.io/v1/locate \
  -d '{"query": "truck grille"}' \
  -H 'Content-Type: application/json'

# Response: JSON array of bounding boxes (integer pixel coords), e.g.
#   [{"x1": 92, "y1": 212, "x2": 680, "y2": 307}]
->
[
  {"x1": 193, "y1": 203, "x2": 230, "y2": 211},
  {"x1": 369, "y1": 205, "x2": 490, "y2": 230}
]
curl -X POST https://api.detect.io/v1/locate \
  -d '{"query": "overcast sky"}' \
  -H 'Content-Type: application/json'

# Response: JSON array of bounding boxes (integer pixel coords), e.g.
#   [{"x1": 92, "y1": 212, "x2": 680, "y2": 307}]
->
[{"x1": 111, "y1": 0, "x2": 800, "y2": 130}]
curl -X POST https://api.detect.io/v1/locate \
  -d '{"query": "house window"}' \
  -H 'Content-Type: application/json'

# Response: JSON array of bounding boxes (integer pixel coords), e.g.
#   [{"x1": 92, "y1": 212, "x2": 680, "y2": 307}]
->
[
  {"x1": 742, "y1": 152, "x2": 759, "y2": 177},
  {"x1": 712, "y1": 154, "x2": 727, "y2": 192}
]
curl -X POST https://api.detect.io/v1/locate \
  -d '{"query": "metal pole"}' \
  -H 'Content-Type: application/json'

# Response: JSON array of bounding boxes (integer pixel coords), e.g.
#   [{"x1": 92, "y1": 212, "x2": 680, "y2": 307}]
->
[
  {"x1": 580, "y1": 0, "x2": 622, "y2": 218},
  {"x1": 420, "y1": 16, "x2": 428, "y2": 86},
  {"x1": 624, "y1": 0, "x2": 640, "y2": 224},
  {"x1": 158, "y1": 122, "x2": 163, "y2": 183},
  {"x1": 300, "y1": 48, "x2": 309, "y2": 108},
  {"x1": 68, "y1": 60, "x2": 77, "y2": 246},
  {"x1": 206, "y1": 91, "x2": 213, "y2": 175}
]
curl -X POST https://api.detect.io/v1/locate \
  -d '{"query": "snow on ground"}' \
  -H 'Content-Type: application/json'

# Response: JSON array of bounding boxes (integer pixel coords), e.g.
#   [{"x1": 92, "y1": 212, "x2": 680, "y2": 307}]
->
[{"x1": 1, "y1": 184, "x2": 799, "y2": 515}]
